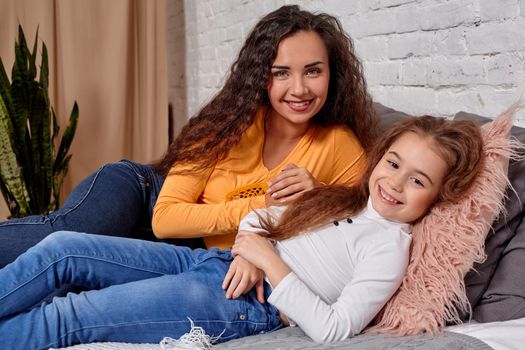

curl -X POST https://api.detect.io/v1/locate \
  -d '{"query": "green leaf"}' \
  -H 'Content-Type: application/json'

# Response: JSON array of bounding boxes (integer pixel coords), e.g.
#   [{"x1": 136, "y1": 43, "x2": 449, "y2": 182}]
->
[
  {"x1": 28, "y1": 84, "x2": 51, "y2": 213},
  {"x1": 0, "y1": 58, "x2": 14, "y2": 119},
  {"x1": 0, "y1": 93, "x2": 30, "y2": 216},
  {"x1": 51, "y1": 107, "x2": 59, "y2": 151},
  {"x1": 11, "y1": 40, "x2": 29, "y2": 147},
  {"x1": 39, "y1": 42, "x2": 48, "y2": 90},
  {"x1": 39, "y1": 45, "x2": 52, "y2": 207},
  {"x1": 51, "y1": 153, "x2": 71, "y2": 210},
  {"x1": 28, "y1": 25, "x2": 38, "y2": 82},
  {"x1": 10, "y1": 27, "x2": 33, "y2": 180},
  {"x1": 0, "y1": 172, "x2": 17, "y2": 217},
  {"x1": 54, "y1": 102, "x2": 79, "y2": 174},
  {"x1": 0, "y1": 25, "x2": 79, "y2": 216}
]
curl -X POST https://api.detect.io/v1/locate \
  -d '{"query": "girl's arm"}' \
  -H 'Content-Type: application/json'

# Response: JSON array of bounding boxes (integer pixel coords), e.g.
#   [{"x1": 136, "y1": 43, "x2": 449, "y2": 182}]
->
[
  {"x1": 222, "y1": 206, "x2": 287, "y2": 300},
  {"x1": 276, "y1": 240, "x2": 407, "y2": 343},
  {"x1": 232, "y1": 231, "x2": 291, "y2": 287},
  {"x1": 222, "y1": 255, "x2": 265, "y2": 303},
  {"x1": 237, "y1": 237, "x2": 409, "y2": 343}
]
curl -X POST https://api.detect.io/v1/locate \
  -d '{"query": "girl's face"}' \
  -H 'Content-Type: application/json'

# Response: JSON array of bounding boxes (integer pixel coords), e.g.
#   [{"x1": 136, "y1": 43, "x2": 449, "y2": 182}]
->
[
  {"x1": 267, "y1": 30, "x2": 330, "y2": 129},
  {"x1": 368, "y1": 132, "x2": 449, "y2": 223}
]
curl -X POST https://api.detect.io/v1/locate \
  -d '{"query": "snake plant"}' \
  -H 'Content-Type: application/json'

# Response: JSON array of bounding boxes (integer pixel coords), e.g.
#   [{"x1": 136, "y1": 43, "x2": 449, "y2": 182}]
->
[{"x1": 0, "y1": 25, "x2": 78, "y2": 218}]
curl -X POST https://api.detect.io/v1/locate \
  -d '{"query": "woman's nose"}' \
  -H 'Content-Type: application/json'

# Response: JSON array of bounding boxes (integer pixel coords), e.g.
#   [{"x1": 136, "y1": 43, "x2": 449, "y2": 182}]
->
[{"x1": 290, "y1": 76, "x2": 308, "y2": 96}]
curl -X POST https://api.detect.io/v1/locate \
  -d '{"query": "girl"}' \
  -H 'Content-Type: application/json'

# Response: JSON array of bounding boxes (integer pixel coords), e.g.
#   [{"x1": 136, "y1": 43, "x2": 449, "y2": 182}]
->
[
  {"x1": 0, "y1": 5, "x2": 376, "y2": 267},
  {"x1": 0, "y1": 116, "x2": 484, "y2": 348}
]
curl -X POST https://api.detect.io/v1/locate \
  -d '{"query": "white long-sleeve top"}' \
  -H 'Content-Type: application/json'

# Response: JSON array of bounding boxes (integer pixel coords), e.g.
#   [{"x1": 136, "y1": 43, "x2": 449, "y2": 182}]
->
[{"x1": 238, "y1": 199, "x2": 412, "y2": 343}]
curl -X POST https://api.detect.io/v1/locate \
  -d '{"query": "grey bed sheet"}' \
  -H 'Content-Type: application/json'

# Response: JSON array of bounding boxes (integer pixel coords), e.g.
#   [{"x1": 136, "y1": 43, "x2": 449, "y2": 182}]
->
[
  {"x1": 54, "y1": 327, "x2": 493, "y2": 350},
  {"x1": 213, "y1": 326, "x2": 493, "y2": 350}
]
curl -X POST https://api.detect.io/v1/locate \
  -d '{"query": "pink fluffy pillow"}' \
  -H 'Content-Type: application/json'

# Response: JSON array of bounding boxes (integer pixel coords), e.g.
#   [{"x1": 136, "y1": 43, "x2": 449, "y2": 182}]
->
[{"x1": 369, "y1": 106, "x2": 520, "y2": 336}]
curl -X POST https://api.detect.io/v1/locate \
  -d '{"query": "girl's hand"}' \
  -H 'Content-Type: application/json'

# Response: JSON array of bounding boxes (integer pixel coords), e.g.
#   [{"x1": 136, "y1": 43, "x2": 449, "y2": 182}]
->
[
  {"x1": 222, "y1": 256, "x2": 265, "y2": 303},
  {"x1": 232, "y1": 231, "x2": 291, "y2": 287},
  {"x1": 266, "y1": 163, "x2": 321, "y2": 204},
  {"x1": 232, "y1": 231, "x2": 276, "y2": 270}
]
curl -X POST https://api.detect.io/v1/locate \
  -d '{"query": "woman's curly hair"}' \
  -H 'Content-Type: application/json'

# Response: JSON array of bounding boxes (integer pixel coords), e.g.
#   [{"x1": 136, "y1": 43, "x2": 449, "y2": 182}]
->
[{"x1": 153, "y1": 5, "x2": 378, "y2": 176}]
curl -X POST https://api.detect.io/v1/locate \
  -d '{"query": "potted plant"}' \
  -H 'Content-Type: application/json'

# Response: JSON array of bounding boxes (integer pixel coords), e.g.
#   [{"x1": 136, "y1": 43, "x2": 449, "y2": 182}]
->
[{"x1": 0, "y1": 25, "x2": 79, "y2": 218}]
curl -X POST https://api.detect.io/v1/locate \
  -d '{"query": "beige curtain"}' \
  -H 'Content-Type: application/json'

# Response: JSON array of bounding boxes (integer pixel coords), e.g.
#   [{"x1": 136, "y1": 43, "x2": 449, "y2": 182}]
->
[{"x1": 0, "y1": 0, "x2": 168, "y2": 219}]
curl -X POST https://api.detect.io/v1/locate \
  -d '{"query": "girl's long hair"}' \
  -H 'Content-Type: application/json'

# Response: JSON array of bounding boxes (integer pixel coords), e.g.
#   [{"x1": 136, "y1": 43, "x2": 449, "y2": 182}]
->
[
  {"x1": 153, "y1": 5, "x2": 377, "y2": 176},
  {"x1": 262, "y1": 116, "x2": 484, "y2": 241}
]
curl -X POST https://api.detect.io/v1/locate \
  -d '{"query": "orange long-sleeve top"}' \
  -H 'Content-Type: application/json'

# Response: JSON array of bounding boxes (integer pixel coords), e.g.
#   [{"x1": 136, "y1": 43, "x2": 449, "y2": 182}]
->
[{"x1": 152, "y1": 108, "x2": 367, "y2": 249}]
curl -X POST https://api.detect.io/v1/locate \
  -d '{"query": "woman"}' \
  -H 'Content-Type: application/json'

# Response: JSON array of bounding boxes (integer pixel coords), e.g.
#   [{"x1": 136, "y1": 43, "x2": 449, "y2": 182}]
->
[{"x1": 0, "y1": 5, "x2": 377, "y2": 267}]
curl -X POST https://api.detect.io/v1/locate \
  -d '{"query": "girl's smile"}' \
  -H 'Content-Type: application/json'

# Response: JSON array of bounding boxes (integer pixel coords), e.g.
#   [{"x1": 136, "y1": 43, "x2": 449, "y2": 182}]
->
[
  {"x1": 377, "y1": 185, "x2": 402, "y2": 205},
  {"x1": 369, "y1": 132, "x2": 448, "y2": 223}
]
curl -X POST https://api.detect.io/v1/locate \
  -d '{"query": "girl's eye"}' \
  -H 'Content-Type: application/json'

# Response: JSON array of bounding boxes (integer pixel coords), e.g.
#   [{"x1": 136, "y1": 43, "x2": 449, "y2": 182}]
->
[
  {"x1": 306, "y1": 68, "x2": 321, "y2": 76},
  {"x1": 272, "y1": 70, "x2": 288, "y2": 78},
  {"x1": 411, "y1": 177, "x2": 424, "y2": 187},
  {"x1": 387, "y1": 160, "x2": 399, "y2": 169}
]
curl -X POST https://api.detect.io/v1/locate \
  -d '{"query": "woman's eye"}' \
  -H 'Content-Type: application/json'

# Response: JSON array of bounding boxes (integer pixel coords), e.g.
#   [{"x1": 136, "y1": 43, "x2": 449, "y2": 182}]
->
[
  {"x1": 272, "y1": 70, "x2": 288, "y2": 78},
  {"x1": 306, "y1": 68, "x2": 321, "y2": 76}
]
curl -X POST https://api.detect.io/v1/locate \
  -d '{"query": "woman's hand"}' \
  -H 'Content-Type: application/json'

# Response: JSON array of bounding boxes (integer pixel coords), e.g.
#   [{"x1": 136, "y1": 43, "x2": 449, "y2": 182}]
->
[
  {"x1": 266, "y1": 163, "x2": 321, "y2": 205},
  {"x1": 232, "y1": 231, "x2": 291, "y2": 288},
  {"x1": 222, "y1": 256, "x2": 265, "y2": 303}
]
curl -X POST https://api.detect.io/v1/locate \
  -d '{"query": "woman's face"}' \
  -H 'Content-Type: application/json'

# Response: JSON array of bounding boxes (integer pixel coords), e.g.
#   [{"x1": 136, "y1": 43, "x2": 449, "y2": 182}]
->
[{"x1": 267, "y1": 30, "x2": 330, "y2": 129}]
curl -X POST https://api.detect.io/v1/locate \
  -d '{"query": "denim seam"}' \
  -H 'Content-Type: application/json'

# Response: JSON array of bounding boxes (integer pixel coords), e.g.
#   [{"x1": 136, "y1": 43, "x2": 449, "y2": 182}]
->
[
  {"x1": 119, "y1": 160, "x2": 152, "y2": 212},
  {"x1": 0, "y1": 255, "x2": 170, "y2": 301},
  {"x1": 51, "y1": 162, "x2": 145, "y2": 224},
  {"x1": 120, "y1": 160, "x2": 148, "y2": 185},
  {"x1": 0, "y1": 166, "x2": 105, "y2": 228},
  {"x1": 47, "y1": 166, "x2": 108, "y2": 224}
]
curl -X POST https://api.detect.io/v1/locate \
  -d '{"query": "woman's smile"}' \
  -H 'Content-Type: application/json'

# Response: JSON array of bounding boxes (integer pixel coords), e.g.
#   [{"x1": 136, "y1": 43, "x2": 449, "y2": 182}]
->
[
  {"x1": 267, "y1": 30, "x2": 330, "y2": 130},
  {"x1": 284, "y1": 98, "x2": 314, "y2": 112}
]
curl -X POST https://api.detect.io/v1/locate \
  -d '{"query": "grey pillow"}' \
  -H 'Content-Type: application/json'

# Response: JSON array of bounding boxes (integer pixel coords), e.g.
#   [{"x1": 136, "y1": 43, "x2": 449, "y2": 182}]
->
[
  {"x1": 474, "y1": 216, "x2": 525, "y2": 321},
  {"x1": 454, "y1": 111, "x2": 525, "y2": 322},
  {"x1": 373, "y1": 102, "x2": 411, "y2": 131}
]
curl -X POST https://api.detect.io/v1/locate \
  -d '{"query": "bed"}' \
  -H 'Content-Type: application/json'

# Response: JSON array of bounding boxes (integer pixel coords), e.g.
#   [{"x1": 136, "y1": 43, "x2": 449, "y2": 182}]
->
[
  {"x1": 54, "y1": 103, "x2": 525, "y2": 350},
  {"x1": 52, "y1": 317, "x2": 525, "y2": 350}
]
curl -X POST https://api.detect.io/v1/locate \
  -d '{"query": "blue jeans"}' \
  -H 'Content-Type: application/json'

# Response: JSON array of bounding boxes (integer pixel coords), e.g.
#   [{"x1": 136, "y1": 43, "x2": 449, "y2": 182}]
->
[
  {"x1": 0, "y1": 160, "x2": 203, "y2": 268},
  {"x1": 0, "y1": 231, "x2": 282, "y2": 350}
]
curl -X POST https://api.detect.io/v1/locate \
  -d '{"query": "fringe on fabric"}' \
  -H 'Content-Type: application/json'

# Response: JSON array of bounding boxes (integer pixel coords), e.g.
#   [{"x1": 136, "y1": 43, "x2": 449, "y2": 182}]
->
[
  {"x1": 367, "y1": 102, "x2": 525, "y2": 336},
  {"x1": 160, "y1": 319, "x2": 224, "y2": 350}
]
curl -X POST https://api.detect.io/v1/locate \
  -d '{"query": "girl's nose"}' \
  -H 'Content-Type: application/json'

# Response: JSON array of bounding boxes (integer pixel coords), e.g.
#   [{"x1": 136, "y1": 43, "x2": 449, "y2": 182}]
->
[{"x1": 388, "y1": 175, "x2": 403, "y2": 193}]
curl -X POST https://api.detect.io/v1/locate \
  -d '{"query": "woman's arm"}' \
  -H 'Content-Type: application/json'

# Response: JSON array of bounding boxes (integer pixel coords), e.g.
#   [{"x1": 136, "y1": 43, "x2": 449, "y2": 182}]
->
[
  {"x1": 266, "y1": 163, "x2": 322, "y2": 203},
  {"x1": 152, "y1": 126, "x2": 366, "y2": 239},
  {"x1": 152, "y1": 168, "x2": 266, "y2": 239}
]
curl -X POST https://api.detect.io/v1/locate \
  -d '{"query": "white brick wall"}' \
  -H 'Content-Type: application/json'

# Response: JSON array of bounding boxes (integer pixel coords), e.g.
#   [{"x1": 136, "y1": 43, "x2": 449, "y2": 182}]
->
[
  {"x1": 166, "y1": 0, "x2": 187, "y2": 136},
  {"x1": 167, "y1": 0, "x2": 525, "y2": 126}
]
